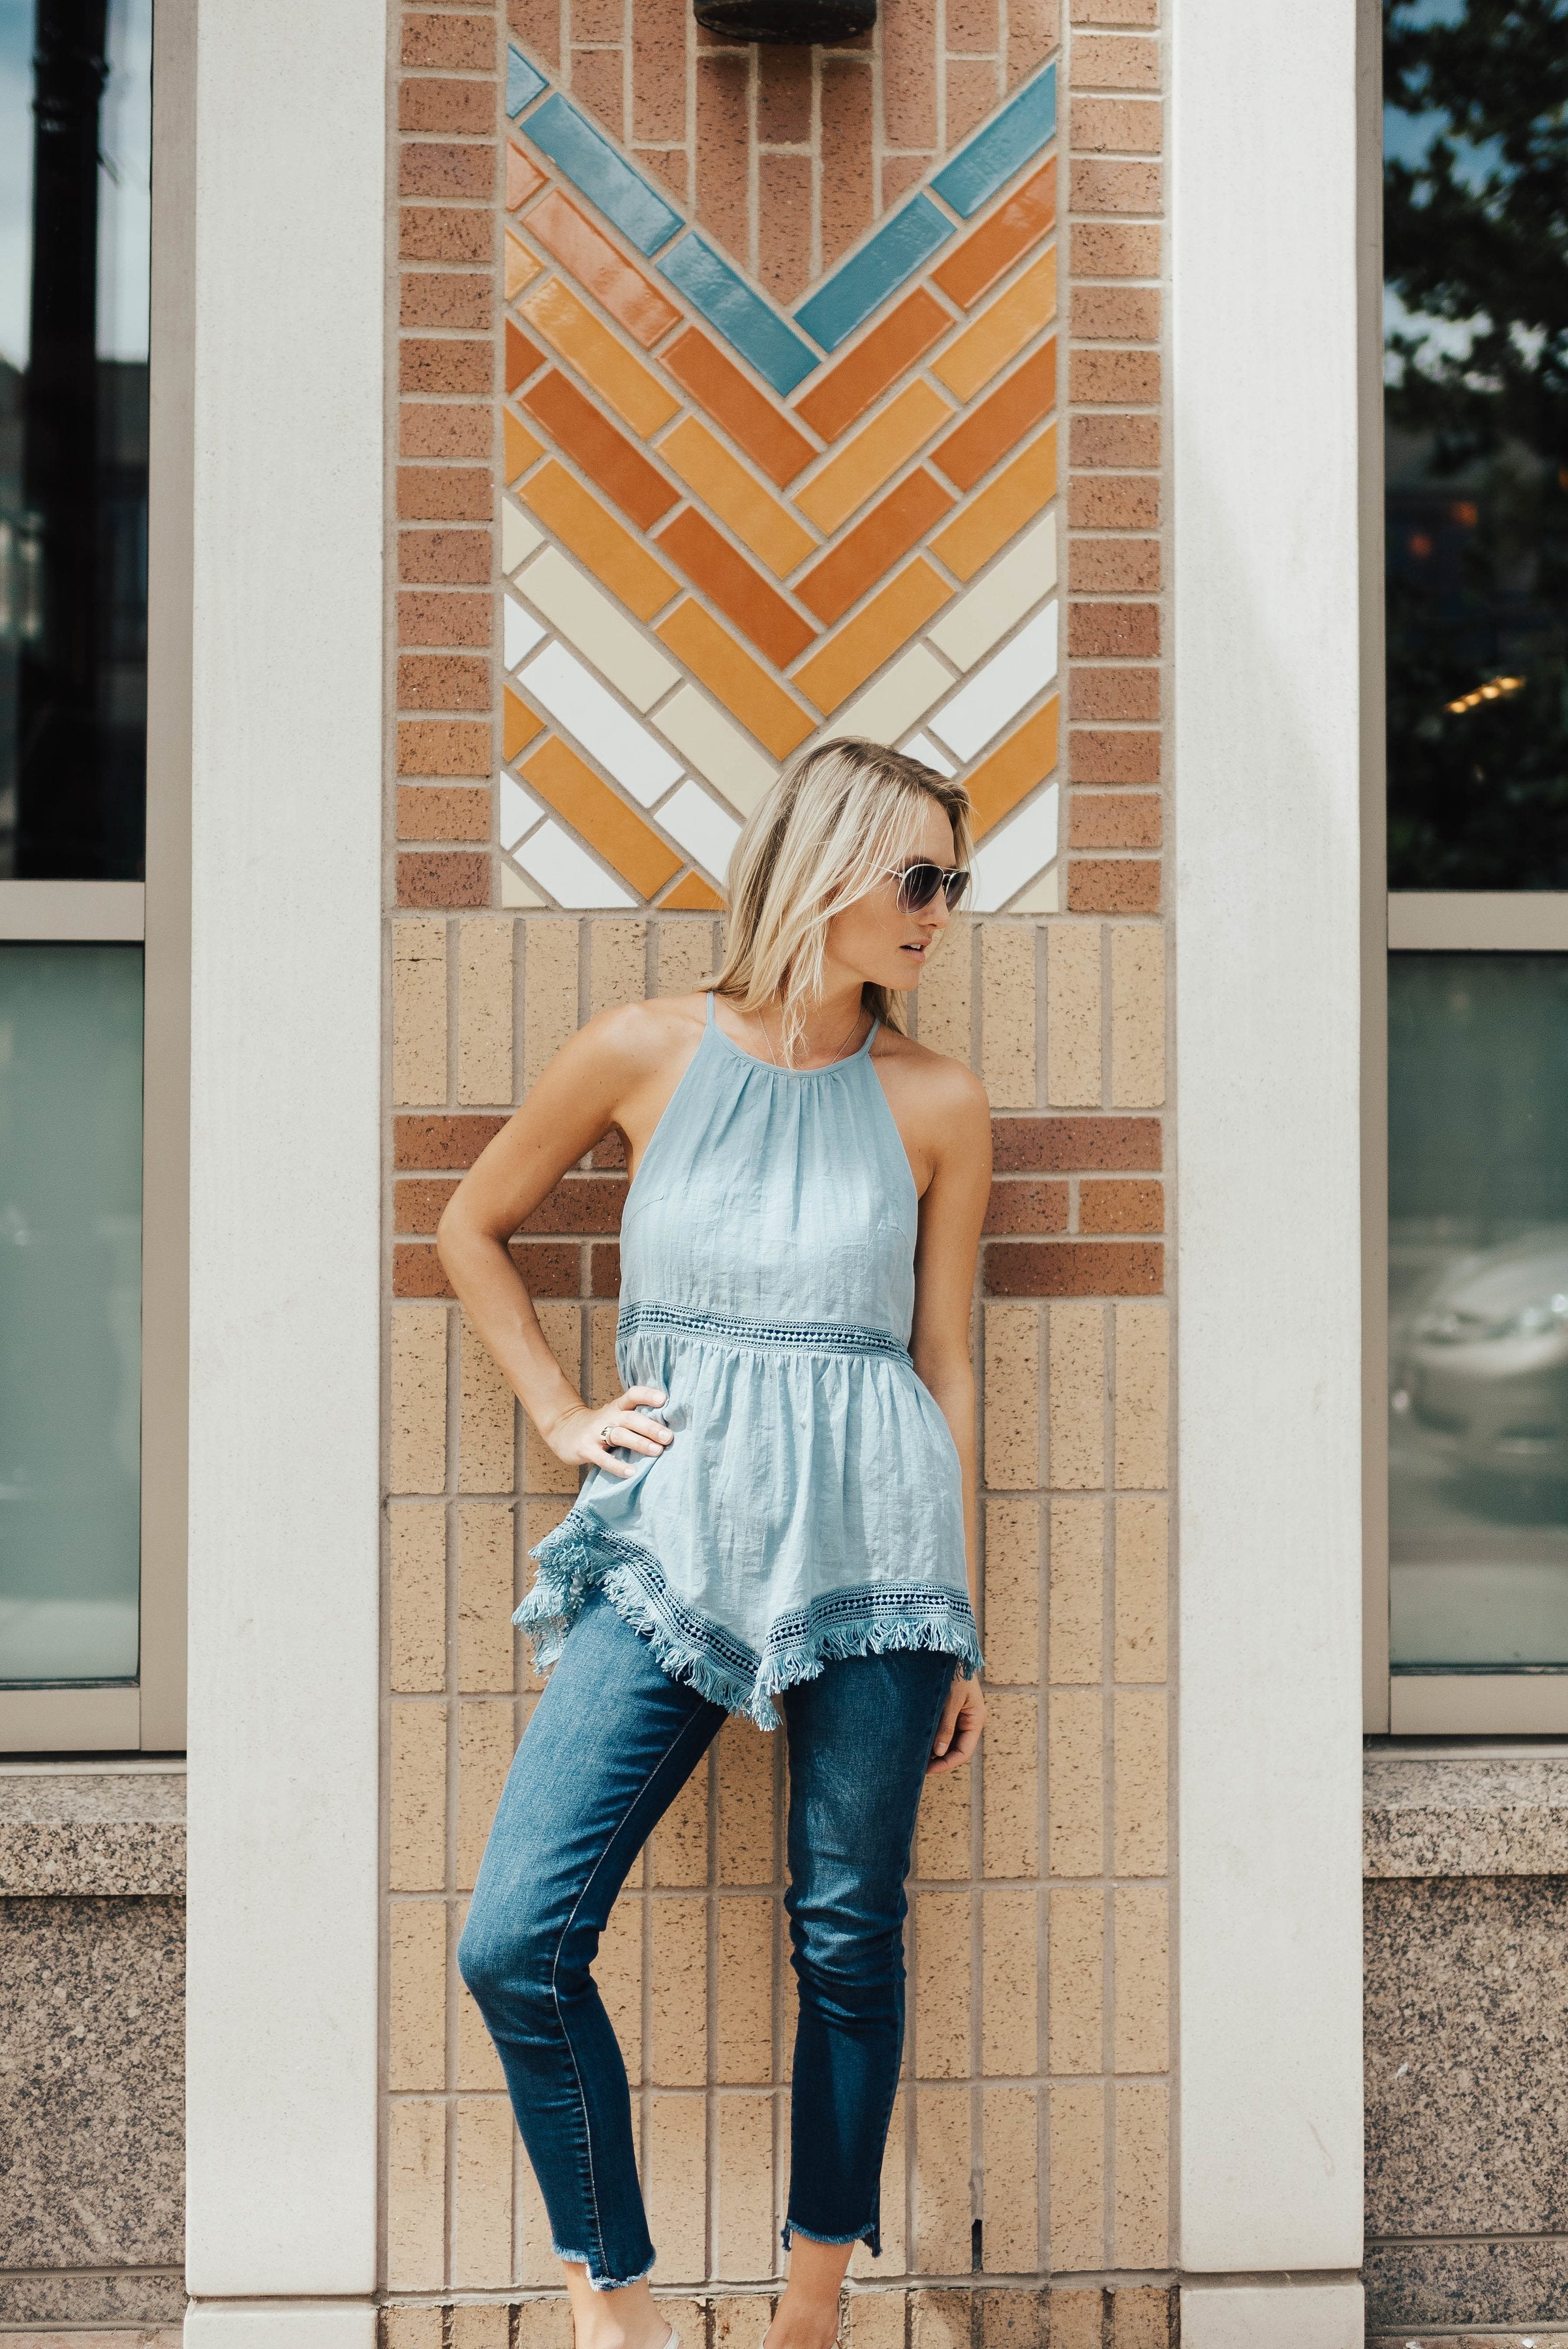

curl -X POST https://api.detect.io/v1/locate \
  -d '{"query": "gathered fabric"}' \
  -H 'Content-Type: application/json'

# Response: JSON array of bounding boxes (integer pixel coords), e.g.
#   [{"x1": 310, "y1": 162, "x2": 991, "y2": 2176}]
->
[{"x1": 515, "y1": 990, "x2": 981, "y2": 1726}]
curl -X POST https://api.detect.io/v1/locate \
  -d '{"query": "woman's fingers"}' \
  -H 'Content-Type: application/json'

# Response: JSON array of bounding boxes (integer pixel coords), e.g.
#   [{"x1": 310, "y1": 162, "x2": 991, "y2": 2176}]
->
[
  {"x1": 581, "y1": 1439, "x2": 634, "y2": 1479},
  {"x1": 927, "y1": 1676, "x2": 985, "y2": 1774}
]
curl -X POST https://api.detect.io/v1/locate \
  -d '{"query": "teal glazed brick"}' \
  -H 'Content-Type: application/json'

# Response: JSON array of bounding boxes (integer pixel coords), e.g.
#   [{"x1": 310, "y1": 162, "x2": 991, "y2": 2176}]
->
[
  {"x1": 657, "y1": 236, "x2": 821, "y2": 395},
  {"x1": 523, "y1": 94, "x2": 683, "y2": 255},
  {"x1": 931, "y1": 64, "x2": 1058, "y2": 219},
  {"x1": 794, "y1": 197, "x2": 956, "y2": 353},
  {"x1": 506, "y1": 46, "x2": 547, "y2": 117}
]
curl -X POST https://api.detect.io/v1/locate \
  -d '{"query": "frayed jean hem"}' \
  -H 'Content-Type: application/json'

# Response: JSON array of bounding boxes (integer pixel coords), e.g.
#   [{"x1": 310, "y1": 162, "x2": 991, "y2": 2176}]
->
[
  {"x1": 553, "y1": 2246, "x2": 657, "y2": 2290},
  {"x1": 780, "y1": 2218, "x2": 880, "y2": 2256}
]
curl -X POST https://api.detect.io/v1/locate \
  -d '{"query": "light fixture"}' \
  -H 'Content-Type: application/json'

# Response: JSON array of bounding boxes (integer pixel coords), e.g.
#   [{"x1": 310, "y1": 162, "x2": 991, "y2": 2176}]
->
[
  {"x1": 692, "y1": 0, "x2": 876, "y2": 40},
  {"x1": 1443, "y1": 674, "x2": 1526, "y2": 716}
]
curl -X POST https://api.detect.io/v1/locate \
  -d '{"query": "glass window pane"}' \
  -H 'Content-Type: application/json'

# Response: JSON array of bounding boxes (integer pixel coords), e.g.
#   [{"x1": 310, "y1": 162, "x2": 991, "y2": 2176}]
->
[
  {"x1": 0, "y1": 942, "x2": 142, "y2": 1682},
  {"x1": 0, "y1": 0, "x2": 151, "y2": 881},
  {"x1": 1390, "y1": 953, "x2": 1568, "y2": 1670},
  {"x1": 1383, "y1": 1, "x2": 1568, "y2": 889}
]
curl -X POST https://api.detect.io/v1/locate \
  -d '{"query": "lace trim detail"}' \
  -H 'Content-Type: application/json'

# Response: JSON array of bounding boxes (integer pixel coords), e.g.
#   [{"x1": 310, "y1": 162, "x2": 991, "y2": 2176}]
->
[
  {"x1": 618, "y1": 1300, "x2": 911, "y2": 1361},
  {"x1": 516, "y1": 1509, "x2": 981, "y2": 1730}
]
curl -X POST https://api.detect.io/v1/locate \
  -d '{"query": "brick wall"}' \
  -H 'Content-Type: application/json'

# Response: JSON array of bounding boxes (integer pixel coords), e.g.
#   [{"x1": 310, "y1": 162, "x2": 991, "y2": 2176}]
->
[{"x1": 384, "y1": 0, "x2": 1171, "y2": 2336}]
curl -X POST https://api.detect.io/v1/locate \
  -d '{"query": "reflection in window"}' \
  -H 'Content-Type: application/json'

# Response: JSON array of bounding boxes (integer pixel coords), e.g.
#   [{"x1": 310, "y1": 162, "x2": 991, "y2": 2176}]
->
[
  {"x1": 0, "y1": 0, "x2": 151, "y2": 880},
  {"x1": 1383, "y1": 0, "x2": 1568, "y2": 888},
  {"x1": 1390, "y1": 955, "x2": 1568, "y2": 1668}
]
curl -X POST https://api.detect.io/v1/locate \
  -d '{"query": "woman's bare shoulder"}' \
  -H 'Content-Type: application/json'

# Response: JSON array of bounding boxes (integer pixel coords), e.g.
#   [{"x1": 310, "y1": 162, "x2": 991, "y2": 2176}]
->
[
  {"x1": 874, "y1": 1023, "x2": 990, "y2": 1115},
  {"x1": 565, "y1": 990, "x2": 709, "y2": 1081}
]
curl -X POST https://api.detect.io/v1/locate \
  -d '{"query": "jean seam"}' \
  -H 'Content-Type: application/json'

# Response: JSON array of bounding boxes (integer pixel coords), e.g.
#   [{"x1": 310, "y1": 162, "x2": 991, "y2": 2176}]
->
[{"x1": 548, "y1": 1701, "x2": 716, "y2": 2282}]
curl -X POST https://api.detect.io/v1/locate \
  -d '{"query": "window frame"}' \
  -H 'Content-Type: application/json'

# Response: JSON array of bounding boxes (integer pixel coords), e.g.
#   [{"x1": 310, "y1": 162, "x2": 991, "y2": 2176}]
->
[{"x1": 0, "y1": 0, "x2": 192, "y2": 1755}]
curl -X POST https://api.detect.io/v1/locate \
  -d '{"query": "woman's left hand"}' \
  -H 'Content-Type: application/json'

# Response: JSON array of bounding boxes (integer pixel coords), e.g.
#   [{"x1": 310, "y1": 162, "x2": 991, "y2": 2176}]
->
[{"x1": 927, "y1": 1674, "x2": 985, "y2": 1774}]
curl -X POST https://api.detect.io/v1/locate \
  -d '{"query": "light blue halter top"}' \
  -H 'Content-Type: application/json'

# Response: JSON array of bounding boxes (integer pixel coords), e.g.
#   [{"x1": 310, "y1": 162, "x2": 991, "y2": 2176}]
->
[{"x1": 516, "y1": 991, "x2": 981, "y2": 1728}]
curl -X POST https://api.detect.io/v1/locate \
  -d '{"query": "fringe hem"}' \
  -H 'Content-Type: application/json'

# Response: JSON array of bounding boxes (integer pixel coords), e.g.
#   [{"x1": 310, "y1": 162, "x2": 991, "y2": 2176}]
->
[{"x1": 515, "y1": 1510, "x2": 982, "y2": 1732}]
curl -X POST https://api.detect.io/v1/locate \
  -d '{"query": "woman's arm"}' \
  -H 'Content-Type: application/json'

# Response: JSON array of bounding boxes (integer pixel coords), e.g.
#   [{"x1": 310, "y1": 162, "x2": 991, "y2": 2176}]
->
[
  {"x1": 908, "y1": 1058, "x2": 993, "y2": 1772},
  {"x1": 435, "y1": 1002, "x2": 683, "y2": 1479}
]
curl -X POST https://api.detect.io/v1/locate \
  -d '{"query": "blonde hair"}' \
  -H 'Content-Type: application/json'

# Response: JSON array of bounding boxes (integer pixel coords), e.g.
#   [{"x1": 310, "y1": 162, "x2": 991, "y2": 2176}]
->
[{"x1": 709, "y1": 737, "x2": 972, "y2": 1067}]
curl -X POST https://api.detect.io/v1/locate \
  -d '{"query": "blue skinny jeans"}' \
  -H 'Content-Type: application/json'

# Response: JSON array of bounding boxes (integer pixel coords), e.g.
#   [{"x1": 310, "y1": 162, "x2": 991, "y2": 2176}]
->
[{"x1": 459, "y1": 1593, "x2": 956, "y2": 2290}]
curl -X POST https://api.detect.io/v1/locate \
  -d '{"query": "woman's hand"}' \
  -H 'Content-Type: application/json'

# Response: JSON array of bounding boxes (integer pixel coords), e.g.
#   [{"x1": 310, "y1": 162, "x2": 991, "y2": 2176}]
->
[
  {"x1": 546, "y1": 1385, "x2": 674, "y2": 1480},
  {"x1": 927, "y1": 1674, "x2": 985, "y2": 1774}
]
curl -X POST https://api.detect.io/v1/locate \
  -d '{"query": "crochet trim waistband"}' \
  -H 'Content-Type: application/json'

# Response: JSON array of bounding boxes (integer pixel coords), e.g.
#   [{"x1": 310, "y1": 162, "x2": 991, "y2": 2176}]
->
[{"x1": 617, "y1": 1300, "x2": 911, "y2": 1361}]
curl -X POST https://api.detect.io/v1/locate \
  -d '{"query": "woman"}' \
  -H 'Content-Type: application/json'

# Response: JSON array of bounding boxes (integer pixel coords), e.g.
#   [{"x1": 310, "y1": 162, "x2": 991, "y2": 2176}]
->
[{"x1": 442, "y1": 738, "x2": 991, "y2": 2349}]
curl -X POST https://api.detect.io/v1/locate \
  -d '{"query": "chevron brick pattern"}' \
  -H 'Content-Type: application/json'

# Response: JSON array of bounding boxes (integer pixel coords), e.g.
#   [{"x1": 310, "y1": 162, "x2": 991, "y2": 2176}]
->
[{"x1": 489, "y1": 52, "x2": 1062, "y2": 913}]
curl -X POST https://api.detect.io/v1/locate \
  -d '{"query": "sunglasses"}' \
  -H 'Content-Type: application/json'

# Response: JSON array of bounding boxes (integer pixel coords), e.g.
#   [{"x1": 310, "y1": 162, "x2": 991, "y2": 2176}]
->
[{"x1": 884, "y1": 860, "x2": 972, "y2": 913}]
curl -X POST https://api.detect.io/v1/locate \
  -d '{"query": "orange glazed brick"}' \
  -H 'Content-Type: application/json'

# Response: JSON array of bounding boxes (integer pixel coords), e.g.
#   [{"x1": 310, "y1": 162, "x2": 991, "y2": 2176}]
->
[
  {"x1": 398, "y1": 654, "x2": 491, "y2": 709},
  {"x1": 396, "y1": 466, "x2": 491, "y2": 522},
  {"x1": 654, "y1": 510, "x2": 816, "y2": 667},
  {"x1": 796, "y1": 471, "x2": 955, "y2": 626},
  {"x1": 401, "y1": 143, "x2": 495, "y2": 199},
  {"x1": 1079, "y1": 1178, "x2": 1162, "y2": 1233},
  {"x1": 793, "y1": 289, "x2": 950, "y2": 442},
  {"x1": 402, "y1": 13, "x2": 496, "y2": 69},
  {"x1": 523, "y1": 371, "x2": 679, "y2": 530},
  {"x1": 932, "y1": 251, "x2": 1057, "y2": 402},
  {"x1": 523, "y1": 461, "x2": 679, "y2": 621},
  {"x1": 516, "y1": 1176, "x2": 626, "y2": 1234},
  {"x1": 397, "y1": 786, "x2": 493, "y2": 842},
  {"x1": 1070, "y1": 159, "x2": 1162, "y2": 215},
  {"x1": 396, "y1": 850, "x2": 492, "y2": 907},
  {"x1": 794, "y1": 561, "x2": 950, "y2": 713},
  {"x1": 983, "y1": 1178, "x2": 1069, "y2": 1234},
  {"x1": 401, "y1": 339, "x2": 493, "y2": 394},
  {"x1": 985, "y1": 1240, "x2": 1163, "y2": 1297},
  {"x1": 395, "y1": 1114, "x2": 507, "y2": 1169},
  {"x1": 1071, "y1": 221, "x2": 1161, "y2": 277},
  {"x1": 506, "y1": 319, "x2": 547, "y2": 394},
  {"x1": 795, "y1": 381, "x2": 953, "y2": 533},
  {"x1": 966, "y1": 701, "x2": 1058, "y2": 834},
  {"x1": 394, "y1": 1175, "x2": 457, "y2": 1233},
  {"x1": 504, "y1": 409, "x2": 545, "y2": 483},
  {"x1": 1071, "y1": 413, "x2": 1160, "y2": 468},
  {"x1": 1069, "y1": 729, "x2": 1160, "y2": 783},
  {"x1": 399, "y1": 81, "x2": 495, "y2": 135},
  {"x1": 1069, "y1": 348, "x2": 1160, "y2": 406},
  {"x1": 931, "y1": 428, "x2": 1056, "y2": 581},
  {"x1": 932, "y1": 343, "x2": 1056, "y2": 491},
  {"x1": 399, "y1": 404, "x2": 491, "y2": 459},
  {"x1": 398, "y1": 591, "x2": 491, "y2": 646},
  {"x1": 521, "y1": 279, "x2": 680, "y2": 437},
  {"x1": 1071, "y1": 667, "x2": 1160, "y2": 722},
  {"x1": 399, "y1": 529, "x2": 492, "y2": 584},
  {"x1": 1069, "y1": 601, "x2": 1159, "y2": 658},
  {"x1": 397, "y1": 720, "x2": 491, "y2": 777},
  {"x1": 656, "y1": 602, "x2": 815, "y2": 758},
  {"x1": 525, "y1": 189, "x2": 683, "y2": 348},
  {"x1": 507, "y1": 142, "x2": 546, "y2": 207},
  {"x1": 1067, "y1": 857, "x2": 1161, "y2": 913},
  {"x1": 503, "y1": 688, "x2": 544, "y2": 760},
  {"x1": 401, "y1": 207, "x2": 492, "y2": 264},
  {"x1": 933, "y1": 159, "x2": 1056, "y2": 310},
  {"x1": 662, "y1": 328, "x2": 816, "y2": 488},
  {"x1": 992, "y1": 1115, "x2": 1161, "y2": 1171},
  {"x1": 658, "y1": 418, "x2": 815, "y2": 576},
  {"x1": 1068, "y1": 474, "x2": 1159, "y2": 529},
  {"x1": 660, "y1": 870, "x2": 726, "y2": 909},
  {"x1": 522, "y1": 737, "x2": 683, "y2": 897},
  {"x1": 1068, "y1": 539, "x2": 1160, "y2": 593}
]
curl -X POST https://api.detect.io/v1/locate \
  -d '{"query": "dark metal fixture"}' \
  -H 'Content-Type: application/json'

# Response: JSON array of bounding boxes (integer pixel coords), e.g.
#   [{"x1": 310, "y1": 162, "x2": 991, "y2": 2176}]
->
[{"x1": 692, "y1": 0, "x2": 874, "y2": 44}]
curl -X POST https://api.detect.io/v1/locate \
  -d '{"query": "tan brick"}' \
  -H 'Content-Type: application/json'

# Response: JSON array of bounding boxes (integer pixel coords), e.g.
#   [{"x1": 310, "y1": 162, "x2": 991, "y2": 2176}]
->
[
  {"x1": 983, "y1": 1497, "x2": 1040, "y2": 1684},
  {"x1": 1113, "y1": 1302, "x2": 1167, "y2": 1488},
  {"x1": 915, "y1": 1890, "x2": 972, "y2": 2078},
  {"x1": 1047, "y1": 1494, "x2": 1102, "y2": 1681},
  {"x1": 389, "y1": 1900, "x2": 448, "y2": 2092},
  {"x1": 1045, "y1": 925, "x2": 1101, "y2": 1108},
  {"x1": 384, "y1": 2309, "x2": 443, "y2": 2349},
  {"x1": 516, "y1": 2152, "x2": 560, "y2": 2289},
  {"x1": 1109, "y1": 2287, "x2": 1169, "y2": 2348},
  {"x1": 919, "y1": 919, "x2": 974, "y2": 1063},
  {"x1": 451, "y1": 2310, "x2": 508, "y2": 2349},
  {"x1": 717, "y1": 1896, "x2": 775, "y2": 2082},
  {"x1": 646, "y1": 2095, "x2": 708, "y2": 2282},
  {"x1": 1068, "y1": 476, "x2": 1159, "y2": 534},
  {"x1": 1109, "y1": 925, "x2": 1163, "y2": 1105},
  {"x1": 523, "y1": 915, "x2": 580, "y2": 1088},
  {"x1": 715, "y1": 2297, "x2": 778, "y2": 2349},
  {"x1": 1073, "y1": 32, "x2": 1159, "y2": 86},
  {"x1": 1048, "y1": 1302, "x2": 1104, "y2": 1492},
  {"x1": 1048, "y1": 1884, "x2": 1103, "y2": 2072},
  {"x1": 1112, "y1": 1689, "x2": 1167, "y2": 1876},
  {"x1": 651, "y1": 1896, "x2": 709, "y2": 2084},
  {"x1": 917, "y1": 1758, "x2": 974, "y2": 1880},
  {"x1": 1069, "y1": 160, "x2": 1161, "y2": 215},
  {"x1": 851, "y1": 2087, "x2": 906, "y2": 2276},
  {"x1": 978, "y1": 2289, "x2": 1046, "y2": 2349},
  {"x1": 1049, "y1": 2082, "x2": 1105, "y2": 2269},
  {"x1": 392, "y1": 1303, "x2": 449, "y2": 1495},
  {"x1": 654, "y1": 2305, "x2": 708, "y2": 2349},
  {"x1": 452, "y1": 2096, "x2": 515, "y2": 2285},
  {"x1": 912, "y1": 2088, "x2": 972, "y2": 2272},
  {"x1": 1113, "y1": 1494, "x2": 1167, "y2": 1681},
  {"x1": 1047, "y1": 2290, "x2": 1103, "y2": 2349},
  {"x1": 600, "y1": 1889, "x2": 645, "y2": 2083},
  {"x1": 1071, "y1": 96, "x2": 1161, "y2": 153},
  {"x1": 524, "y1": 1302, "x2": 582, "y2": 1494},
  {"x1": 393, "y1": 917, "x2": 448, "y2": 1107},
  {"x1": 983, "y1": 1302, "x2": 1041, "y2": 1490},
  {"x1": 656, "y1": 916, "x2": 720, "y2": 998},
  {"x1": 457, "y1": 917, "x2": 514, "y2": 1107},
  {"x1": 981, "y1": 2086, "x2": 1039, "y2": 2271},
  {"x1": 1070, "y1": 287, "x2": 1160, "y2": 345},
  {"x1": 456, "y1": 1908, "x2": 507, "y2": 2091},
  {"x1": 459, "y1": 1313, "x2": 515, "y2": 1494},
  {"x1": 1047, "y1": 1690, "x2": 1103, "y2": 1877},
  {"x1": 1070, "y1": 221, "x2": 1161, "y2": 278},
  {"x1": 844, "y1": 2290, "x2": 906, "y2": 2348},
  {"x1": 385, "y1": 2098, "x2": 446, "y2": 2288},
  {"x1": 1071, "y1": 0, "x2": 1154, "y2": 22},
  {"x1": 457, "y1": 1699, "x2": 515, "y2": 1890},
  {"x1": 457, "y1": 1503, "x2": 514, "y2": 1693},
  {"x1": 981, "y1": 1888, "x2": 1038, "y2": 2076},
  {"x1": 912, "y1": 2290, "x2": 969, "y2": 2349},
  {"x1": 1112, "y1": 2081, "x2": 1167, "y2": 2265},
  {"x1": 1113, "y1": 1883, "x2": 1168, "y2": 2073},
  {"x1": 390, "y1": 1700, "x2": 448, "y2": 1892},
  {"x1": 590, "y1": 916, "x2": 649, "y2": 1014},
  {"x1": 981, "y1": 924, "x2": 1037, "y2": 1109},
  {"x1": 982, "y1": 1687, "x2": 1039, "y2": 1878},
  {"x1": 519, "y1": 1501, "x2": 572, "y2": 1691},
  {"x1": 652, "y1": 1751, "x2": 709, "y2": 1885},
  {"x1": 390, "y1": 1504, "x2": 447, "y2": 1693},
  {"x1": 718, "y1": 1718, "x2": 776, "y2": 1884},
  {"x1": 715, "y1": 2092, "x2": 776, "y2": 2280}
]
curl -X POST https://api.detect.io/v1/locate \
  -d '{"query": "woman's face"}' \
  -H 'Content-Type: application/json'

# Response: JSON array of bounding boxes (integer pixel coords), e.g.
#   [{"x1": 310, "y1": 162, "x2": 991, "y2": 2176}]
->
[{"x1": 823, "y1": 796, "x2": 962, "y2": 994}]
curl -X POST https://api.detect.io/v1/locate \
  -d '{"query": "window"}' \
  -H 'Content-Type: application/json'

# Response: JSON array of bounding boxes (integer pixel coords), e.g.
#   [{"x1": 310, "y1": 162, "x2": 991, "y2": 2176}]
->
[
  {"x1": 0, "y1": 0, "x2": 186, "y2": 1751},
  {"x1": 1373, "y1": 0, "x2": 1568, "y2": 1731}
]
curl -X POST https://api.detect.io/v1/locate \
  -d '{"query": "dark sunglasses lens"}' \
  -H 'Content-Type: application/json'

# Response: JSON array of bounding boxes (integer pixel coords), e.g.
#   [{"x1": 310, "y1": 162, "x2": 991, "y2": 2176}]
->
[
  {"x1": 896, "y1": 863, "x2": 944, "y2": 910},
  {"x1": 943, "y1": 868, "x2": 971, "y2": 908}
]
